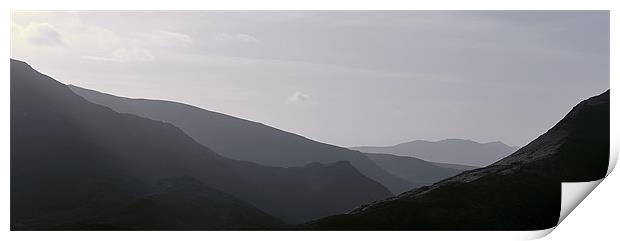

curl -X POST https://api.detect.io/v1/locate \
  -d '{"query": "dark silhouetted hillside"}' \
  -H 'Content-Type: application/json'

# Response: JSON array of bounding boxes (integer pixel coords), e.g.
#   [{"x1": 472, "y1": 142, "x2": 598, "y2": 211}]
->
[
  {"x1": 10, "y1": 59, "x2": 393, "y2": 229},
  {"x1": 69, "y1": 85, "x2": 413, "y2": 194},
  {"x1": 305, "y1": 90, "x2": 609, "y2": 230},
  {"x1": 64, "y1": 176, "x2": 282, "y2": 230}
]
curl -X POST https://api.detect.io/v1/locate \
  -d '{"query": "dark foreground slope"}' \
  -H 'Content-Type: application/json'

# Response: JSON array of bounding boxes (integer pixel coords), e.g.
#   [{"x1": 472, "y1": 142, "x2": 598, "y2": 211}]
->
[
  {"x1": 66, "y1": 176, "x2": 281, "y2": 230},
  {"x1": 305, "y1": 90, "x2": 610, "y2": 230},
  {"x1": 69, "y1": 85, "x2": 413, "y2": 194},
  {"x1": 364, "y1": 153, "x2": 474, "y2": 186},
  {"x1": 10, "y1": 59, "x2": 392, "y2": 229},
  {"x1": 352, "y1": 139, "x2": 518, "y2": 167}
]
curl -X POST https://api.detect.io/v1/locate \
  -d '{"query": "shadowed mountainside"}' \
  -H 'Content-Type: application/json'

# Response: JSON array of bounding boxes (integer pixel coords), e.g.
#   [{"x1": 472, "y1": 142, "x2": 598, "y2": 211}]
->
[
  {"x1": 305, "y1": 90, "x2": 610, "y2": 230},
  {"x1": 10, "y1": 59, "x2": 393, "y2": 229},
  {"x1": 69, "y1": 85, "x2": 414, "y2": 194},
  {"x1": 66, "y1": 176, "x2": 283, "y2": 230},
  {"x1": 352, "y1": 139, "x2": 519, "y2": 167},
  {"x1": 363, "y1": 153, "x2": 476, "y2": 186}
]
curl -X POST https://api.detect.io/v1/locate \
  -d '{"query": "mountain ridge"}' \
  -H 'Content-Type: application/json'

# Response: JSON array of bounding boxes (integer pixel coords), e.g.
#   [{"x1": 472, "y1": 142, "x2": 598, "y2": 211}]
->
[
  {"x1": 351, "y1": 138, "x2": 519, "y2": 167},
  {"x1": 11, "y1": 59, "x2": 393, "y2": 228},
  {"x1": 363, "y1": 153, "x2": 475, "y2": 186},
  {"x1": 69, "y1": 84, "x2": 414, "y2": 194}
]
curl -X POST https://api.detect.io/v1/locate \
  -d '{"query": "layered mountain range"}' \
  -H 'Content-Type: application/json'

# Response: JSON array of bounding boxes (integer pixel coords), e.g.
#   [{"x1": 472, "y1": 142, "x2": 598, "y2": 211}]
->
[
  {"x1": 11, "y1": 59, "x2": 393, "y2": 228},
  {"x1": 68, "y1": 85, "x2": 414, "y2": 194},
  {"x1": 11, "y1": 59, "x2": 609, "y2": 230},
  {"x1": 305, "y1": 90, "x2": 610, "y2": 230},
  {"x1": 363, "y1": 153, "x2": 476, "y2": 186}
]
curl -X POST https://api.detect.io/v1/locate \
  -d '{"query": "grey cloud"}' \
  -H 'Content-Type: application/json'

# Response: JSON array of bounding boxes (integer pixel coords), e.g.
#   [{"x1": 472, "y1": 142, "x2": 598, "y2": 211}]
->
[
  {"x1": 80, "y1": 47, "x2": 154, "y2": 63},
  {"x1": 214, "y1": 32, "x2": 260, "y2": 44},
  {"x1": 288, "y1": 91, "x2": 310, "y2": 102},
  {"x1": 144, "y1": 30, "x2": 193, "y2": 47},
  {"x1": 25, "y1": 23, "x2": 64, "y2": 46}
]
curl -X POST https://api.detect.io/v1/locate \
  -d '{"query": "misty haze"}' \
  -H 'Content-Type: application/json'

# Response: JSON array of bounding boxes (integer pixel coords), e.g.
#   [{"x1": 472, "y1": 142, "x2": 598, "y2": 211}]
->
[{"x1": 10, "y1": 11, "x2": 610, "y2": 231}]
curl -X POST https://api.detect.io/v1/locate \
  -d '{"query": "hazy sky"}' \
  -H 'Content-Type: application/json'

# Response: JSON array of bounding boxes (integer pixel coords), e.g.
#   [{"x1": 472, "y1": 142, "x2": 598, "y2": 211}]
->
[{"x1": 11, "y1": 11, "x2": 609, "y2": 147}]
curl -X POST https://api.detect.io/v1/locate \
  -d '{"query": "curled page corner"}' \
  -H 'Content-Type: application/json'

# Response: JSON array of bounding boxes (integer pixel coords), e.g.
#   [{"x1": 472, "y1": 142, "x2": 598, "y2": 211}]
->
[
  {"x1": 517, "y1": 177, "x2": 609, "y2": 240},
  {"x1": 517, "y1": 179, "x2": 607, "y2": 240},
  {"x1": 468, "y1": 228, "x2": 554, "y2": 241},
  {"x1": 607, "y1": 144, "x2": 618, "y2": 176},
  {"x1": 555, "y1": 137, "x2": 618, "y2": 228},
  {"x1": 524, "y1": 228, "x2": 555, "y2": 240},
  {"x1": 558, "y1": 179, "x2": 604, "y2": 224}
]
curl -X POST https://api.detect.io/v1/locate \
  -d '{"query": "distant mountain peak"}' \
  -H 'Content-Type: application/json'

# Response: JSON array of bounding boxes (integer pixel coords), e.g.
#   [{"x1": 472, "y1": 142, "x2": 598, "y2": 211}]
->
[
  {"x1": 351, "y1": 138, "x2": 519, "y2": 167},
  {"x1": 433, "y1": 138, "x2": 511, "y2": 146}
]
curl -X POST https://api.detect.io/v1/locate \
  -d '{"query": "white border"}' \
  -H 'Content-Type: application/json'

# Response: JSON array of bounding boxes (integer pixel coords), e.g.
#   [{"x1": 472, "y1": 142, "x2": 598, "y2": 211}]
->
[{"x1": 2, "y1": 1, "x2": 618, "y2": 241}]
